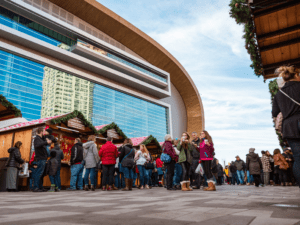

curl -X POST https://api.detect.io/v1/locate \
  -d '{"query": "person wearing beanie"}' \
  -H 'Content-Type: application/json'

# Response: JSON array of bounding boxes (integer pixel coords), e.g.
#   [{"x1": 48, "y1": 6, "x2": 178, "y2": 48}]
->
[
  {"x1": 46, "y1": 151, "x2": 59, "y2": 192},
  {"x1": 246, "y1": 148, "x2": 263, "y2": 187},
  {"x1": 50, "y1": 138, "x2": 64, "y2": 191}
]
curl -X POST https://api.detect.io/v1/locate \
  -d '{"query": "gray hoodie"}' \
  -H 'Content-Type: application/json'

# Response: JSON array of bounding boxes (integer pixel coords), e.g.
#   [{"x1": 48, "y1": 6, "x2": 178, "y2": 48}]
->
[{"x1": 83, "y1": 141, "x2": 100, "y2": 168}]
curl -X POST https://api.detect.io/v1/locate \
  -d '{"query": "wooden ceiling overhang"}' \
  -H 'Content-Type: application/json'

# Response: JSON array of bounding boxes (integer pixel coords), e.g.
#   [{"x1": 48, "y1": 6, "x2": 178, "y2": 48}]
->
[
  {"x1": 250, "y1": 0, "x2": 300, "y2": 80},
  {"x1": 48, "y1": 0, "x2": 205, "y2": 134},
  {"x1": 0, "y1": 94, "x2": 22, "y2": 121}
]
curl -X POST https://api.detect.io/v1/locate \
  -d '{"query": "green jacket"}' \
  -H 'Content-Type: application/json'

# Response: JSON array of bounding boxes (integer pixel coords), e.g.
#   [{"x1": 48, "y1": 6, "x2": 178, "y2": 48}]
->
[{"x1": 177, "y1": 143, "x2": 194, "y2": 164}]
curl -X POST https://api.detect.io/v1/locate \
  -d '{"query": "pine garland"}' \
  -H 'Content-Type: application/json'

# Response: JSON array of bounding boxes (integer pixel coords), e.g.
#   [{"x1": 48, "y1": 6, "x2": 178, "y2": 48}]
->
[
  {"x1": 268, "y1": 80, "x2": 284, "y2": 148},
  {"x1": 50, "y1": 110, "x2": 98, "y2": 134},
  {"x1": 229, "y1": 0, "x2": 264, "y2": 76},
  {"x1": 98, "y1": 122, "x2": 128, "y2": 139},
  {"x1": 142, "y1": 135, "x2": 162, "y2": 150},
  {"x1": 0, "y1": 94, "x2": 22, "y2": 117}
]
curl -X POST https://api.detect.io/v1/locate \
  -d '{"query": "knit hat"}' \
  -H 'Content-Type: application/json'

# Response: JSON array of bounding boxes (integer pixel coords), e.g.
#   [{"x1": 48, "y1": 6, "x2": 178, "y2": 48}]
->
[
  {"x1": 45, "y1": 128, "x2": 53, "y2": 135},
  {"x1": 249, "y1": 148, "x2": 255, "y2": 153}
]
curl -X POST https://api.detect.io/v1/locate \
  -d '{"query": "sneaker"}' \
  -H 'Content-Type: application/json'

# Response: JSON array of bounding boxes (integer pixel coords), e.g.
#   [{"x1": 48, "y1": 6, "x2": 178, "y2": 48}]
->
[
  {"x1": 145, "y1": 185, "x2": 150, "y2": 189},
  {"x1": 140, "y1": 186, "x2": 144, "y2": 190}
]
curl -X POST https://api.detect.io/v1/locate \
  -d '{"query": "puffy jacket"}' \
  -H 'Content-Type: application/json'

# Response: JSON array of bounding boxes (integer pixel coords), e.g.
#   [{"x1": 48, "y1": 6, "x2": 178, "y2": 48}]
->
[
  {"x1": 119, "y1": 144, "x2": 135, "y2": 168},
  {"x1": 199, "y1": 141, "x2": 214, "y2": 160},
  {"x1": 83, "y1": 141, "x2": 100, "y2": 169},
  {"x1": 162, "y1": 141, "x2": 178, "y2": 161},
  {"x1": 46, "y1": 158, "x2": 58, "y2": 176},
  {"x1": 70, "y1": 142, "x2": 83, "y2": 165},
  {"x1": 34, "y1": 135, "x2": 48, "y2": 161},
  {"x1": 51, "y1": 144, "x2": 64, "y2": 167},
  {"x1": 99, "y1": 141, "x2": 118, "y2": 165},
  {"x1": 6, "y1": 147, "x2": 24, "y2": 168},
  {"x1": 229, "y1": 164, "x2": 237, "y2": 173},
  {"x1": 246, "y1": 153, "x2": 262, "y2": 175},
  {"x1": 156, "y1": 158, "x2": 163, "y2": 168}
]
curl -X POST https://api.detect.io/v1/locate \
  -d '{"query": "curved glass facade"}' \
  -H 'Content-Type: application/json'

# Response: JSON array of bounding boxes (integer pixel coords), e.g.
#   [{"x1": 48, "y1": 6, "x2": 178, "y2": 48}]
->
[{"x1": 0, "y1": 49, "x2": 168, "y2": 141}]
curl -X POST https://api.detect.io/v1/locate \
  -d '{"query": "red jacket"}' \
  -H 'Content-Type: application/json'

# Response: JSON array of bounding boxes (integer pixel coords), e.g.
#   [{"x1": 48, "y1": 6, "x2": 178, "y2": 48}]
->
[
  {"x1": 99, "y1": 141, "x2": 118, "y2": 165},
  {"x1": 156, "y1": 158, "x2": 163, "y2": 168}
]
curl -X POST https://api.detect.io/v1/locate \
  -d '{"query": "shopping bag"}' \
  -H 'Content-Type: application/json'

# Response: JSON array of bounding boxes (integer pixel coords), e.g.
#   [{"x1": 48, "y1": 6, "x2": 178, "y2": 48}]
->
[
  {"x1": 18, "y1": 163, "x2": 30, "y2": 178},
  {"x1": 195, "y1": 163, "x2": 204, "y2": 176}
]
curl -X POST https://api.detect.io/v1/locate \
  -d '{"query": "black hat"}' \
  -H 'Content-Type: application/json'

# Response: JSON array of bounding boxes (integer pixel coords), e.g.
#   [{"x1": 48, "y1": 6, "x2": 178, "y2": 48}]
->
[{"x1": 46, "y1": 128, "x2": 53, "y2": 135}]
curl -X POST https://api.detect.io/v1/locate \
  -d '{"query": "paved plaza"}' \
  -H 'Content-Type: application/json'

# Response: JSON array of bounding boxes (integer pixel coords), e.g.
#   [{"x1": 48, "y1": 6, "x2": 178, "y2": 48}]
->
[{"x1": 0, "y1": 185, "x2": 300, "y2": 225}]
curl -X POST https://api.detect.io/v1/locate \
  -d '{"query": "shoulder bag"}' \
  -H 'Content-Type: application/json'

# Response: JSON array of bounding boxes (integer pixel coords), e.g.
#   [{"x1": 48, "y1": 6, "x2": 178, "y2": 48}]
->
[{"x1": 119, "y1": 148, "x2": 133, "y2": 172}]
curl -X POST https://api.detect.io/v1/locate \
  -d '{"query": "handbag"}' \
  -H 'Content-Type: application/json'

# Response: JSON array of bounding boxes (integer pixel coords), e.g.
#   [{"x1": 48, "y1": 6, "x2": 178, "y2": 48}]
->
[
  {"x1": 145, "y1": 161, "x2": 154, "y2": 169},
  {"x1": 96, "y1": 161, "x2": 102, "y2": 170},
  {"x1": 119, "y1": 148, "x2": 133, "y2": 172},
  {"x1": 195, "y1": 163, "x2": 204, "y2": 176},
  {"x1": 18, "y1": 162, "x2": 30, "y2": 178},
  {"x1": 160, "y1": 144, "x2": 171, "y2": 163}
]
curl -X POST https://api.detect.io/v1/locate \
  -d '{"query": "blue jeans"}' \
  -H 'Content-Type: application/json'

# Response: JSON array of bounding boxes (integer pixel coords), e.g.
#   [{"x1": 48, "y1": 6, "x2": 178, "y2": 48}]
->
[
  {"x1": 55, "y1": 166, "x2": 61, "y2": 189},
  {"x1": 147, "y1": 169, "x2": 152, "y2": 185},
  {"x1": 237, "y1": 170, "x2": 244, "y2": 184},
  {"x1": 287, "y1": 139, "x2": 300, "y2": 188},
  {"x1": 70, "y1": 164, "x2": 84, "y2": 189},
  {"x1": 247, "y1": 171, "x2": 254, "y2": 183},
  {"x1": 84, "y1": 167, "x2": 96, "y2": 186},
  {"x1": 133, "y1": 171, "x2": 137, "y2": 187},
  {"x1": 33, "y1": 160, "x2": 47, "y2": 190},
  {"x1": 173, "y1": 163, "x2": 182, "y2": 186},
  {"x1": 123, "y1": 167, "x2": 133, "y2": 179},
  {"x1": 115, "y1": 171, "x2": 121, "y2": 188},
  {"x1": 49, "y1": 175, "x2": 56, "y2": 185},
  {"x1": 231, "y1": 172, "x2": 238, "y2": 185},
  {"x1": 137, "y1": 165, "x2": 148, "y2": 186}
]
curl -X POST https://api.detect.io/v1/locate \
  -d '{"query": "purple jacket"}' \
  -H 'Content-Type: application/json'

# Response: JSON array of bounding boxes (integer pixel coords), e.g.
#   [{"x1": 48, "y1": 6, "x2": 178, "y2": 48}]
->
[
  {"x1": 199, "y1": 141, "x2": 214, "y2": 161},
  {"x1": 162, "y1": 141, "x2": 178, "y2": 161}
]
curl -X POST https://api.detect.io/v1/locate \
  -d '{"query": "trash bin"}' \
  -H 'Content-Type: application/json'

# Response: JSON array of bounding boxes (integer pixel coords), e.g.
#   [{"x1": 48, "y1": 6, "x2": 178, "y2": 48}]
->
[{"x1": 0, "y1": 157, "x2": 8, "y2": 192}]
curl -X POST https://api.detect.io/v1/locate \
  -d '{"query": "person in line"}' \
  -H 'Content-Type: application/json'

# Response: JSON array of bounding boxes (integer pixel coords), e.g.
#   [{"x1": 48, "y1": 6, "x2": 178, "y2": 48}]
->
[
  {"x1": 67, "y1": 138, "x2": 84, "y2": 191},
  {"x1": 199, "y1": 131, "x2": 215, "y2": 191},
  {"x1": 172, "y1": 139, "x2": 182, "y2": 190},
  {"x1": 135, "y1": 144, "x2": 151, "y2": 189},
  {"x1": 119, "y1": 138, "x2": 135, "y2": 191},
  {"x1": 44, "y1": 128, "x2": 53, "y2": 157},
  {"x1": 155, "y1": 156, "x2": 164, "y2": 187},
  {"x1": 83, "y1": 135, "x2": 100, "y2": 191},
  {"x1": 118, "y1": 142, "x2": 126, "y2": 189},
  {"x1": 145, "y1": 154, "x2": 154, "y2": 188},
  {"x1": 211, "y1": 156, "x2": 218, "y2": 183},
  {"x1": 273, "y1": 148, "x2": 289, "y2": 186},
  {"x1": 261, "y1": 151, "x2": 272, "y2": 186},
  {"x1": 234, "y1": 156, "x2": 246, "y2": 185},
  {"x1": 246, "y1": 148, "x2": 262, "y2": 187},
  {"x1": 229, "y1": 161, "x2": 238, "y2": 185},
  {"x1": 224, "y1": 166, "x2": 229, "y2": 184},
  {"x1": 50, "y1": 138, "x2": 64, "y2": 191},
  {"x1": 217, "y1": 162, "x2": 223, "y2": 185},
  {"x1": 190, "y1": 132, "x2": 201, "y2": 189},
  {"x1": 46, "y1": 151, "x2": 58, "y2": 192},
  {"x1": 99, "y1": 137, "x2": 119, "y2": 191},
  {"x1": 227, "y1": 163, "x2": 232, "y2": 185},
  {"x1": 6, "y1": 141, "x2": 24, "y2": 192},
  {"x1": 177, "y1": 132, "x2": 193, "y2": 191},
  {"x1": 33, "y1": 127, "x2": 52, "y2": 192},
  {"x1": 272, "y1": 65, "x2": 300, "y2": 188},
  {"x1": 282, "y1": 147, "x2": 294, "y2": 186},
  {"x1": 29, "y1": 162, "x2": 38, "y2": 191}
]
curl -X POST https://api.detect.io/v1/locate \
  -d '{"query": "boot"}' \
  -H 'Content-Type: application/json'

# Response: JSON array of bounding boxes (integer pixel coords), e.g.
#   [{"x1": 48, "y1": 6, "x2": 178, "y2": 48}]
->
[
  {"x1": 181, "y1": 182, "x2": 188, "y2": 191},
  {"x1": 48, "y1": 184, "x2": 55, "y2": 192},
  {"x1": 106, "y1": 184, "x2": 109, "y2": 190},
  {"x1": 186, "y1": 182, "x2": 193, "y2": 191},
  {"x1": 91, "y1": 185, "x2": 95, "y2": 191},
  {"x1": 112, "y1": 184, "x2": 119, "y2": 190},
  {"x1": 122, "y1": 178, "x2": 130, "y2": 191},
  {"x1": 107, "y1": 186, "x2": 112, "y2": 191},
  {"x1": 84, "y1": 185, "x2": 89, "y2": 191},
  {"x1": 204, "y1": 182, "x2": 216, "y2": 191},
  {"x1": 129, "y1": 179, "x2": 133, "y2": 191},
  {"x1": 55, "y1": 187, "x2": 60, "y2": 192},
  {"x1": 285, "y1": 182, "x2": 289, "y2": 187}
]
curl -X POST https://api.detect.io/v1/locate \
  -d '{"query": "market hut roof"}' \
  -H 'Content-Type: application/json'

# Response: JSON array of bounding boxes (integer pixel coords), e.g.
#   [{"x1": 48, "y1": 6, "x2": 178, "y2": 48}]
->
[
  {"x1": 0, "y1": 95, "x2": 22, "y2": 121},
  {"x1": 132, "y1": 135, "x2": 162, "y2": 155},
  {"x1": 95, "y1": 122, "x2": 127, "y2": 139}
]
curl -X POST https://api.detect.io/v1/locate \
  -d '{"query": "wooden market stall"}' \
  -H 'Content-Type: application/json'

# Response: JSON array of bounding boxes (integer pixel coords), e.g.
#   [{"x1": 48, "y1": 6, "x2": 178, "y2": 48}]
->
[
  {"x1": 0, "y1": 94, "x2": 22, "y2": 121},
  {"x1": 131, "y1": 135, "x2": 162, "y2": 158},
  {"x1": 0, "y1": 110, "x2": 98, "y2": 190}
]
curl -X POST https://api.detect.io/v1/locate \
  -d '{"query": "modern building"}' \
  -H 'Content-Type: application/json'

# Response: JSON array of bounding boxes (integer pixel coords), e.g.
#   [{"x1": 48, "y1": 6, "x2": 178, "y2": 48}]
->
[{"x1": 0, "y1": 0, "x2": 205, "y2": 141}]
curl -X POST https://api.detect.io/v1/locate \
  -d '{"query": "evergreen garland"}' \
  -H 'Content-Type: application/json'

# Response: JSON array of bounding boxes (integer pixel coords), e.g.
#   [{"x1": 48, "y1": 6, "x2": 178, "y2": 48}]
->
[
  {"x1": 268, "y1": 80, "x2": 284, "y2": 148},
  {"x1": 50, "y1": 110, "x2": 98, "y2": 134},
  {"x1": 98, "y1": 122, "x2": 128, "y2": 139},
  {"x1": 0, "y1": 94, "x2": 22, "y2": 117},
  {"x1": 229, "y1": 0, "x2": 264, "y2": 76},
  {"x1": 142, "y1": 135, "x2": 162, "y2": 150}
]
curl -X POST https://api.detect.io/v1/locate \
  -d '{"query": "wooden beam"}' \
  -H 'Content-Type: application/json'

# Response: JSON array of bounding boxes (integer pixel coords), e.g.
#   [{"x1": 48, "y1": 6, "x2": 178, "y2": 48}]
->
[
  {"x1": 260, "y1": 37, "x2": 300, "y2": 52},
  {"x1": 253, "y1": 0, "x2": 300, "y2": 18},
  {"x1": 263, "y1": 57, "x2": 300, "y2": 71},
  {"x1": 257, "y1": 24, "x2": 300, "y2": 40}
]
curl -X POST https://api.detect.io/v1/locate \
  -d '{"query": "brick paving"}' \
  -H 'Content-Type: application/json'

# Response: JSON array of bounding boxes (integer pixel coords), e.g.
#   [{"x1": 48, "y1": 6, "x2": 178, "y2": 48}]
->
[{"x1": 0, "y1": 184, "x2": 300, "y2": 225}]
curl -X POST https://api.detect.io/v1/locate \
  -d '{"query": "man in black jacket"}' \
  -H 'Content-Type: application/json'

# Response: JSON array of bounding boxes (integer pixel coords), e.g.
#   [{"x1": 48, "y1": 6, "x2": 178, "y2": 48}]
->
[
  {"x1": 33, "y1": 127, "x2": 51, "y2": 192},
  {"x1": 229, "y1": 161, "x2": 238, "y2": 185},
  {"x1": 67, "y1": 138, "x2": 84, "y2": 191},
  {"x1": 50, "y1": 138, "x2": 64, "y2": 190}
]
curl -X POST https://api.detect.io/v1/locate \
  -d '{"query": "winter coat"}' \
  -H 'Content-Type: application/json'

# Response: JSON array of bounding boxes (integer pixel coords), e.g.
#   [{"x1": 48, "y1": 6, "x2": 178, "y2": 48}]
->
[
  {"x1": 224, "y1": 168, "x2": 229, "y2": 176},
  {"x1": 119, "y1": 144, "x2": 135, "y2": 168},
  {"x1": 46, "y1": 158, "x2": 58, "y2": 176},
  {"x1": 261, "y1": 154, "x2": 272, "y2": 172},
  {"x1": 234, "y1": 160, "x2": 245, "y2": 171},
  {"x1": 274, "y1": 153, "x2": 289, "y2": 170},
  {"x1": 272, "y1": 81, "x2": 300, "y2": 139},
  {"x1": 34, "y1": 135, "x2": 48, "y2": 161},
  {"x1": 191, "y1": 144, "x2": 200, "y2": 160},
  {"x1": 163, "y1": 141, "x2": 178, "y2": 161},
  {"x1": 51, "y1": 144, "x2": 64, "y2": 168},
  {"x1": 83, "y1": 141, "x2": 100, "y2": 169},
  {"x1": 177, "y1": 142, "x2": 193, "y2": 164},
  {"x1": 246, "y1": 153, "x2": 262, "y2": 175},
  {"x1": 156, "y1": 158, "x2": 163, "y2": 168},
  {"x1": 99, "y1": 141, "x2": 118, "y2": 165},
  {"x1": 199, "y1": 140, "x2": 214, "y2": 160},
  {"x1": 282, "y1": 152, "x2": 294, "y2": 168},
  {"x1": 211, "y1": 158, "x2": 218, "y2": 173},
  {"x1": 6, "y1": 147, "x2": 24, "y2": 168},
  {"x1": 217, "y1": 164, "x2": 223, "y2": 177},
  {"x1": 70, "y1": 142, "x2": 83, "y2": 165},
  {"x1": 191, "y1": 138, "x2": 201, "y2": 147},
  {"x1": 229, "y1": 164, "x2": 237, "y2": 173}
]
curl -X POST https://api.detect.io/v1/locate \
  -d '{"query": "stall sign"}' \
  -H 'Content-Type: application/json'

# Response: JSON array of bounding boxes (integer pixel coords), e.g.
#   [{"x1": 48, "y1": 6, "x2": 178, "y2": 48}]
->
[
  {"x1": 68, "y1": 118, "x2": 85, "y2": 130},
  {"x1": 107, "y1": 129, "x2": 119, "y2": 139}
]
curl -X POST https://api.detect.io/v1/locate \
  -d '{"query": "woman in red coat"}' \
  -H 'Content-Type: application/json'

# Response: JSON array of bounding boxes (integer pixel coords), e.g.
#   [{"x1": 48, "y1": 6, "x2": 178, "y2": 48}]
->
[{"x1": 99, "y1": 137, "x2": 118, "y2": 191}]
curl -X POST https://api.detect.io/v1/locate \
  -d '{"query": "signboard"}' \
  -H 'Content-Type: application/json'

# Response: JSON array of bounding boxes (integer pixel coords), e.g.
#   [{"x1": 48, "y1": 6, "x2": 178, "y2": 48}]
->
[
  {"x1": 107, "y1": 129, "x2": 119, "y2": 139},
  {"x1": 68, "y1": 117, "x2": 85, "y2": 130}
]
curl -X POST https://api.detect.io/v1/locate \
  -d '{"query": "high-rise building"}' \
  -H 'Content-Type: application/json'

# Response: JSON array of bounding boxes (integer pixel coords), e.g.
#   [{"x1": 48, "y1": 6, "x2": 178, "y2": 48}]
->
[{"x1": 0, "y1": 0, "x2": 205, "y2": 141}]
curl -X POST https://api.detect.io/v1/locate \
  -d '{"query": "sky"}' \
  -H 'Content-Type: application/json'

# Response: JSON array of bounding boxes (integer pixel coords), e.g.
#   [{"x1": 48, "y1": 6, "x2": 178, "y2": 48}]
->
[{"x1": 97, "y1": 0, "x2": 281, "y2": 164}]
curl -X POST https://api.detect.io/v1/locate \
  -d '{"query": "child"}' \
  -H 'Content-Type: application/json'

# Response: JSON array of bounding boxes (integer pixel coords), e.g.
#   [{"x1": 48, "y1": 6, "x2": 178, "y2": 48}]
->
[
  {"x1": 46, "y1": 151, "x2": 58, "y2": 192},
  {"x1": 29, "y1": 162, "x2": 38, "y2": 190}
]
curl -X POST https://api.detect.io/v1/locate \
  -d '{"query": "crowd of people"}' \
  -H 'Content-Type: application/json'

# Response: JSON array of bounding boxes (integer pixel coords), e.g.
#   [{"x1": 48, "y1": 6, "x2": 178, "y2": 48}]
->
[{"x1": 4, "y1": 65, "x2": 300, "y2": 192}]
